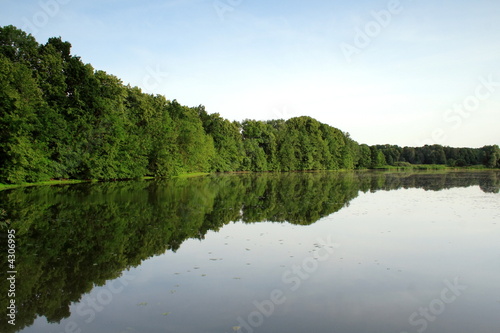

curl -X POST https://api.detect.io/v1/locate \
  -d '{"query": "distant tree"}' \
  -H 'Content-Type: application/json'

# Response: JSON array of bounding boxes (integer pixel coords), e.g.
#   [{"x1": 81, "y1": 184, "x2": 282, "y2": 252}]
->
[
  {"x1": 482, "y1": 145, "x2": 500, "y2": 168},
  {"x1": 357, "y1": 144, "x2": 372, "y2": 168},
  {"x1": 402, "y1": 147, "x2": 416, "y2": 164},
  {"x1": 370, "y1": 147, "x2": 386, "y2": 168},
  {"x1": 197, "y1": 108, "x2": 244, "y2": 172},
  {"x1": 241, "y1": 120, "x2": 270, "y2": 171}
]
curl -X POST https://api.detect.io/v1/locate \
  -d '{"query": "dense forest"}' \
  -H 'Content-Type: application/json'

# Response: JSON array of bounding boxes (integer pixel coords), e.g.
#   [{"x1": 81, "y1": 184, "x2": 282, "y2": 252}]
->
[{"x1": 1, "y1": 26, "x2": 499, "y2": 184}]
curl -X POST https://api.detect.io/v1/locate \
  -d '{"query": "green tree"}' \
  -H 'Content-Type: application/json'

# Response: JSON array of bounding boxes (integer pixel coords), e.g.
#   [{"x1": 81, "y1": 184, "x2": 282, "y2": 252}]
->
[
  {"x1": 482, "y1": 145, "x2": 500, "y2": 168},
  {"x1": 168, "y1": 101, "x2": 215, "y2": 173},
  {"x1": 197, "y1": 107, "x2": 244, "y2": 172},
  {"x1": 0, "y1": 54, "x2": 50, "y2": 183},
  {"x1": 370, "y1": 146, "x2": 386, "y2": 168},
  {"x1": 241, "y1": 119, "x2": 274, "y2": 171},
  {"x1": 357, "y1": 144, "x2": 372, "y2": 168},
  {"x1": 146, "y1": 95, "x2": 182, "y2": 177}
]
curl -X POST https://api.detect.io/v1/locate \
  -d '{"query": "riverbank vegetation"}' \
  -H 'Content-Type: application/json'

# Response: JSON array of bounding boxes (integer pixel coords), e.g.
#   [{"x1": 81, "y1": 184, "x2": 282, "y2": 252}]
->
[{"x1": 1, "y1": 25, "x2": 499, "y2": 185}]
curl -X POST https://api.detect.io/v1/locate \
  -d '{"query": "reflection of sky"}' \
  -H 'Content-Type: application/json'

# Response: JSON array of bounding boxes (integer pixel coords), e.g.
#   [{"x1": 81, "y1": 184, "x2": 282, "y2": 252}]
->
[{"x1": 22, "y1": 186, "x2": 500, "y2": 333}]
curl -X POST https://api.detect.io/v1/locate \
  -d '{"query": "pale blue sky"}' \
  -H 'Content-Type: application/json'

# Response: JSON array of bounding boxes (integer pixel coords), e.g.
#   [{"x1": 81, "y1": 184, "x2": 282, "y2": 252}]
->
[{"x1": 2, "y1": 0, "x2": 499, "y2": 147}]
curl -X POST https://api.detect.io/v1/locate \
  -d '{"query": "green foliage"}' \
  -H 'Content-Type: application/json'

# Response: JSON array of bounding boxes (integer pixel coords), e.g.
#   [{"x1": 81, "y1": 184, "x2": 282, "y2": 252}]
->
[
  {"x1": 482, "y1": 145, "x2": 500, "y2": 168},
  {"x1": 0, "y1": 25, "x2": 497, "y2": 184},
  {"x1": 197, "y1": 107, "x2": 244, "y2": 171},
  {"x1": 368, "y1": 144, "x2": 499, "y2": 169},
  {"x1": 169, "y1": 101, "x2": 215, "y2": 173},
  {"x1": 357, "y1": 144, "x2": 372, "y2": 168},
  {"x1": 0, "y1": 26, "x2": 220, "y2": 183},
  {"x1": 0, "y1": 53, "x2": 50, "y2": 183},
  {"x1": 370, "y1": 146, "x2": 387, "y2": 168}
]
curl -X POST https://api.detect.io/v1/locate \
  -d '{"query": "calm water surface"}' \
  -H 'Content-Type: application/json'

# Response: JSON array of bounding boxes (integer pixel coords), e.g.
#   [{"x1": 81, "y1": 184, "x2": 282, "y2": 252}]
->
[{"x1": 1, "y1": 171, "x2": 499, "y2": 333}]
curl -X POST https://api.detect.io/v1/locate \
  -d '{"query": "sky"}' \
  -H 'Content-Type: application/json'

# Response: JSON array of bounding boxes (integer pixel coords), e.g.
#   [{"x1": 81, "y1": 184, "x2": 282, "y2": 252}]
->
[{"x1": 1, "y1": 0, "x2": 499, "y2": 147}]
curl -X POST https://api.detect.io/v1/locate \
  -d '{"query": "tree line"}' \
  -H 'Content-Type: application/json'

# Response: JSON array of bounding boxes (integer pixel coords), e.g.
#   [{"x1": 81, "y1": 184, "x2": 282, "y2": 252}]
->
[
  {"x1": 369, "y1": 144, "x2": 500, "y2": 168},
  {"x1": 1, "y1": 26, "x2": 499, "y2": 184}
]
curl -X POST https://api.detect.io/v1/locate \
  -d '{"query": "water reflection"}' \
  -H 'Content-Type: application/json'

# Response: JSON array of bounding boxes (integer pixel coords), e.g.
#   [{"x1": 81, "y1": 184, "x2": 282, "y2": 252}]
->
[{"x1": 0, "y1": 171, "x2": 498, "y2": 332}]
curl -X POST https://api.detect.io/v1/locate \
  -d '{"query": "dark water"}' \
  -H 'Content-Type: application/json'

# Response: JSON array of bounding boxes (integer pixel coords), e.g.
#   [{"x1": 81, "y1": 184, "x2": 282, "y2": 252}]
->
[{"x1": 1, "y1": 171, "x2": 499, "y2": 333}]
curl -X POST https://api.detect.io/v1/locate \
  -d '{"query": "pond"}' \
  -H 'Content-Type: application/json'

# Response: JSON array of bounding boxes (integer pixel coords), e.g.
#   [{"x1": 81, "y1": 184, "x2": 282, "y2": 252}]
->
[{"x1": 1, "y1": 171, "x2": 499, "y2": 333}]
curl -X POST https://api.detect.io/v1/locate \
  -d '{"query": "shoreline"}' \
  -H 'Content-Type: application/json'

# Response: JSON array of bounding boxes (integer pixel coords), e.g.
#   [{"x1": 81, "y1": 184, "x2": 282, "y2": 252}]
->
[{"x1": 1, "y1": 168, "x2": 498, "y2": 191}]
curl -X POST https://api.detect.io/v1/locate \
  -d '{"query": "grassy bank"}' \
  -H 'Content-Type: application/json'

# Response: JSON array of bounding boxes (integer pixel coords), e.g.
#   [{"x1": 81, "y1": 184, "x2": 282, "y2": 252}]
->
[
  {"x1": 0, "y1": 179, "x2": 90, "y2": 191},
  {"x1": 371, "y1": 164, "x2": 497, "y2": 171},
  {"x1": 372, "y1": 164, "x2": 448, "y2": 170},
  {"x1": 2, "y1": 168, "x2": 497, "y2": 191},
  {"x1": 0, "y1": 173, "x2": 211, "y2": 191},
  {"x1": 174, "y1": 172, "x2": 210, "y2": 179}
]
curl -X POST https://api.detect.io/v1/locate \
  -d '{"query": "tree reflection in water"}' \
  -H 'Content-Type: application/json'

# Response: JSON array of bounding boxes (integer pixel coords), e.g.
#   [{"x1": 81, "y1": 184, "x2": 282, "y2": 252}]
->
[{"x1": 0, "y1": 171, "x2": 498, "y2": 332}]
